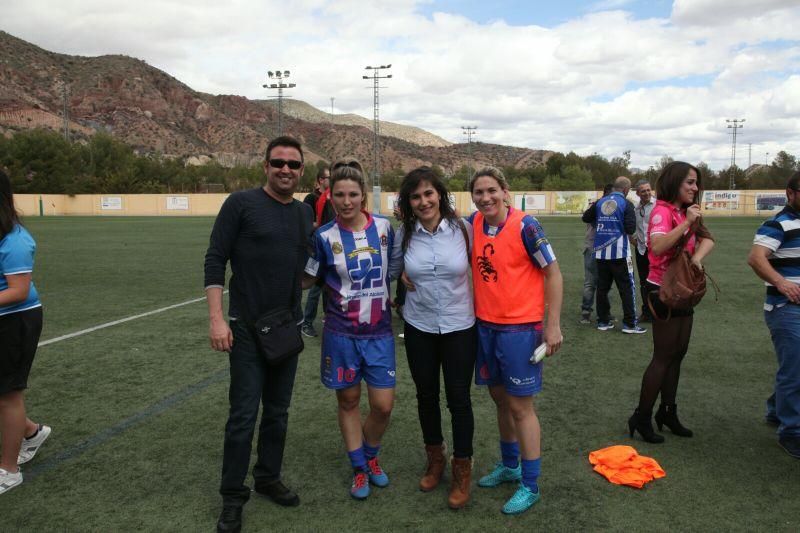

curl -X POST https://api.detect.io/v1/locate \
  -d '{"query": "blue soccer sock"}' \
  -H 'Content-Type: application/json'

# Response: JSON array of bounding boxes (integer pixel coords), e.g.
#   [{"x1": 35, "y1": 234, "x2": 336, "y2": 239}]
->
[
  {"x1": 363, "y1": 441, "x2": 381, "y2": 460},
  {"x1": 500, "y1": 440, "x2": 520, "y2": 469},
  {"x1": 348, "y1": 447, "x2": 367, "y2": 471},
  {"x1": 521, "y1": 458, "x2": 541, "y2": 493}
]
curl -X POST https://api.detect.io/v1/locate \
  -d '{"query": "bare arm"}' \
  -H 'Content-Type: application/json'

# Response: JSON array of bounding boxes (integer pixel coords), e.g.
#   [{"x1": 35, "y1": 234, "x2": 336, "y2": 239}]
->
[
  {"x1": 206, "y1": 286, "x2": 233, "y2": 352},
  {"x1": 0, "y1": 274, "x2": 31, "y2": 306},
  {"x1": 691, "y1": 237, "x2": 715, "y2": 268},
  {"x1": 747, "y1": 245, "x2": 800, "y2": 304},
  {"x1": 650, "y1": 204, "x2": 702, "y2": 256},
  {"x1": 542, "y1": 261, "x2": 563, "y2": 356}
]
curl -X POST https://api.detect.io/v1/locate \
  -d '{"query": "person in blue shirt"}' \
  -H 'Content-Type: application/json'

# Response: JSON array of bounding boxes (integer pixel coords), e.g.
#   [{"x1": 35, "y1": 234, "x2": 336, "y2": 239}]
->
[
  {"x1": 0, "y1": 169, "x2": 51, "y2": 496},
  {"x1": 390, "y1": 167, "x2": 476, "y2": 509},
  {"x1": 748, "y1": 171, "x2": 800, "y2": 459}
]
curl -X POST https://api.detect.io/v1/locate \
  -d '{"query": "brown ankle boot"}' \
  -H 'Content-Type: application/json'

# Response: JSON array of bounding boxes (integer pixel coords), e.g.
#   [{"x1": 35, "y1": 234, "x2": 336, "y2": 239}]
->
[
  {"x1": 448, "y1": 457, "x2": 472, "y2": 509},
  {"x1": 419, "y1": 443, "x2": 446, "y2": 492}
]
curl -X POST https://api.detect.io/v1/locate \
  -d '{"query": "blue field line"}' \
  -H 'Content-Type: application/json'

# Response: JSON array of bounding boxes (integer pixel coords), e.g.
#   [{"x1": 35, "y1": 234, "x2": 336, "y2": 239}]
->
[{"x1": 24, "y1": 368, "x2": 228, "y2": 480}]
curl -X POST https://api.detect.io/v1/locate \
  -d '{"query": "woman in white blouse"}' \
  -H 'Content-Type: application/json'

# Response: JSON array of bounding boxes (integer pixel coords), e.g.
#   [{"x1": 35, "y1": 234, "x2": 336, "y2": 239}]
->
[{"x1": 390, "y1": 167, "x2": 475, "y2": 509}]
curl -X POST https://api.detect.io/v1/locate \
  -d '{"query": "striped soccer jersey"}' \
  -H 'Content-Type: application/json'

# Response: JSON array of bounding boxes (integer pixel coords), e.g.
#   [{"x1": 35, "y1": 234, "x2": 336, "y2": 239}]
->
[
  {"x1": 306, "y1": 213, "x2": 395, "y2": 337},
  {"x1": 593, "y1": 192, "x2": 631, "y2": 260},
  {"x1": 753, "y1": 204, "x2": 800, "y2": 310}
]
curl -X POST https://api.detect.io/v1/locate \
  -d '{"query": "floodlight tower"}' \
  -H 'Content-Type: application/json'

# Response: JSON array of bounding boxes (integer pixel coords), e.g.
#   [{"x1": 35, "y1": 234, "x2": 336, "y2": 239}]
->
[
  {"x1": 726, "y1": 118, "x2": 745, "y2": 189},
  {"x1": 363, "y1": 64, "x2": 392, "y2": 212},
  {"x1": 263, "y1": 69, "x2": 296, "y2": 136},
  {"x1": 462, "y1": 126, "x2": 477, "y2": 175},
  {"x1": 61, "y1": 82, "x2": 70, "y2": 142}
]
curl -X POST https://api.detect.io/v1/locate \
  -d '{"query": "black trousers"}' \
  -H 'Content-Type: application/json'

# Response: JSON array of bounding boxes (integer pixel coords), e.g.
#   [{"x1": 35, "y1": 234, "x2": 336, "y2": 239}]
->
[
  {"x1": 404, "y1": 322, "x2": 476, "y2": 458},
  {"x1": 634, "y1": 249, "x2": 653, "y2": 319},
  {"x1": 220, "y1": 320, "x2": 300, "y2": 506},
  {"x1": 596, "y1": 257, "x2": 637, "y2": 327}
]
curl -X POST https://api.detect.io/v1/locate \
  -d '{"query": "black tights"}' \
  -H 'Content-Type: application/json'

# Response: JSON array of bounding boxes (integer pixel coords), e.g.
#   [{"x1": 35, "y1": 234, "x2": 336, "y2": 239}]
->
[{"x1": 637, "y1": 297, "x2": 694, "y2": 413}]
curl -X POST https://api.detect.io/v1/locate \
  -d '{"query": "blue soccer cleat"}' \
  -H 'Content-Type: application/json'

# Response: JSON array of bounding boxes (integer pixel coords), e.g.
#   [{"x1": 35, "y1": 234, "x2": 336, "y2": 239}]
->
[
  {"x1": 367, "y1": 457, "x2": 389, "y2": 487},
  {"x1": 350, "y1": 470, "x2": 370, "y2": 500},
  {"x1": 477, "y1": 461, "x2": 521, "y2": 488},
  {"x1": 501, "y1": 483, "x2": 540, "y2": 515}
]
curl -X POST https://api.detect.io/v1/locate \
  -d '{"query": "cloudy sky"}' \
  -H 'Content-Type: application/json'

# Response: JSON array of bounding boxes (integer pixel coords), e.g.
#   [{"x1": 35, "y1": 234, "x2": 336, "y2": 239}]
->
[{"x1": 2, "y1": 0, "x2": 799, "y2": 169}]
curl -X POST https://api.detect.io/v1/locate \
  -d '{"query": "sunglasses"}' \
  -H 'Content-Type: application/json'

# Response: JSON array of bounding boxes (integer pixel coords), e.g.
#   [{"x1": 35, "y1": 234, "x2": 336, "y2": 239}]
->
[
  {"x1": 268, "y1": 158, "x2": 303, "y2": 170},
  {"x1": 332, "y1": 161, "x2": 362, "y2": 171}
]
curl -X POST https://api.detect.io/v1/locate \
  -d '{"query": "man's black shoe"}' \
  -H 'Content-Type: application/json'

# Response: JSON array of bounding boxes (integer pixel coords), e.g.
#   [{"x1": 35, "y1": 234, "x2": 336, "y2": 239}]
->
[
  {"x1": 778, "y1": 435, "x2": 800, "y2": 459},
  {"x1": 255, "y1": 480, "x2": 300, "y2": 507},
  {"x1": 217, "y1": 506, "x2": 242, "y2": 533}
]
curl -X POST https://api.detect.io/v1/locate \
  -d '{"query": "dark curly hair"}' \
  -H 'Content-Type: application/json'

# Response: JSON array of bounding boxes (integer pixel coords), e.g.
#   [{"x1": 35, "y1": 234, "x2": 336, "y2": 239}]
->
[{"x1": 397, "y1": 167, "x2": 457, "y2": 251}]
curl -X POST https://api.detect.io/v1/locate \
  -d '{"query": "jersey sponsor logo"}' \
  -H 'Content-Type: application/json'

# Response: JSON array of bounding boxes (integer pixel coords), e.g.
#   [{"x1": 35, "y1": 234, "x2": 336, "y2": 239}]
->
[
  {"x1": 347, "y1": 246, "x2": 379, "y2": 259},
  {"x1": 601, "y1": 199, "x2": 618, "y2": 215},
  {"x1": 380, "y1": 234, "x2": 388, "y2": 248},
  {"x1": 651, "y1": 213, "x2": 662, "y2": 225},
  {"x1": 477, "y1": 243, "x2": 498, "y2": 283},
  {"x1": 387, "y1": 370, "x2": 396, "y2": 377},
  {"x1": 348, "y1": 258, "x2": 383, "y2": 290},
  {"x1": 331, "y1": 242, "x2": 343, "y2": 255}
]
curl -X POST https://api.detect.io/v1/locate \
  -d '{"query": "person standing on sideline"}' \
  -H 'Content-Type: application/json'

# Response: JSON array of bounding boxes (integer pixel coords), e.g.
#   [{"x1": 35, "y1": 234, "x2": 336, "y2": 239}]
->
[
  {"x1": 468, "y1": 167, "x2": 563, "y2": 515},
  {"x1": 0, "y1": 169, "x2": 51, "y2": 496},
  {"x1": 633, "y1": 180, "x2": 656, "y2": 322},
  {"x1": 747, "y1": 171, "x2": 800, "y2": 459},
  {"x1": 628, "y1": 162, "x2": 714, "y2": 443},
  {"x1": 582, "y1": 176, "x2": 645, "y2": 334},
  {"x1": 390, "y1": 167, "x2": 476, "y2": 509},
  {"x1": 303, "y1": 162, "x2": 396, "y2": 501},
  {"x1": 581, "y1": 184, "x2": 613, "y2": 324},
  {"x1": 205, "y1": 137, "x2": 314, "y2": 533},
  {"x1": 301, "y1": 163, "x2": 330, "y2": 338}
]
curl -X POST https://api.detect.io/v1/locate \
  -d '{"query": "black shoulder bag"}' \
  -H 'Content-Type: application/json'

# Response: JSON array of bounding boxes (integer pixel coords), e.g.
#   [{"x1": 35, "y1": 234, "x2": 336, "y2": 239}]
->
[{"x1": 238, "y1": 203, "x2": 306, "y2": 364}]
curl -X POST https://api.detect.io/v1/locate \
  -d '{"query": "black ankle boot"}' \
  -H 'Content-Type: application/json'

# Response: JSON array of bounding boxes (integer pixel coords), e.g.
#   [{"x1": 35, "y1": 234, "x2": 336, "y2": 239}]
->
[
  {"x1": 628, "y1": 408, "x2": 665, "y2": 443},
  {"x1": 655, "y1": 404, "x2": 693, "y2": 437}
]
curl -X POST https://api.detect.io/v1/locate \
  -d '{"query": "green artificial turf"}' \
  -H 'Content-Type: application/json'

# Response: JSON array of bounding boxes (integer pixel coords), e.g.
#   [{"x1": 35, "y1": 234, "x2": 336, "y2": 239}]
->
[{"x1": 2, "y1": 216, "x2": 798, "y2": 532}]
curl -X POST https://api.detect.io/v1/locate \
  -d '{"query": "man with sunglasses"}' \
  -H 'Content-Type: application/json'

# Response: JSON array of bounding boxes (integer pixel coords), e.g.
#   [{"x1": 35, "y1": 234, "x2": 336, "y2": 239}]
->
[
  {"x1": 205, "y1": 136, "x2": 314, "y2": 532},
  {"x1": 748, "y1": 171, "x2": 800, "y2": 460}
]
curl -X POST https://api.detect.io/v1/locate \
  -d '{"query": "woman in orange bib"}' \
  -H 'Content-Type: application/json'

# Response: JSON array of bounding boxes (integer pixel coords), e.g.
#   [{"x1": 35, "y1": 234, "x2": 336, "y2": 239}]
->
[{"x1": 467, "y1": 167, "x2": 563, "y2": 515}]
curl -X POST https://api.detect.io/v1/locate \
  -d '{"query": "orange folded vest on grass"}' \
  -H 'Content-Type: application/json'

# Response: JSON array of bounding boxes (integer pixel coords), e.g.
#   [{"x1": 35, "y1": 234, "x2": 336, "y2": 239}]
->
[{"x1": 588, "y1": 445, "x2": 666, "y2": 488}]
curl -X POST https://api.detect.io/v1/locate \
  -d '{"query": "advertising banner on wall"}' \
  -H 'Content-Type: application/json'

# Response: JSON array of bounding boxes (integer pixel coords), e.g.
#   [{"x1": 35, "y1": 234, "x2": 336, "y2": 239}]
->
[
  {"x1": 703, "y1": 191, "x2": 740, "y2": 210},
  {"x1": 166, "y1": 196, "x2": 189, "y2": 210},
  {"x1": 100, "y1": 196, "x2": 122, "y2": 210},
  {"x1": 755, "y1": 193, "x2": 786, "y2": 212},
  {"x1": 513, "y1": 194, "x2": 547, "y2": 211},
  {"x1": 555, "y1": 191, "x2": 597, "y2": 214}
]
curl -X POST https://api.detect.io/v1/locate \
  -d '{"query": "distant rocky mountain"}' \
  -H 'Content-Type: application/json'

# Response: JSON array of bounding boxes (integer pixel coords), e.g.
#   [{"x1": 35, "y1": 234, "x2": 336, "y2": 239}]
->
[{"x1": 0, "y1": 31, "x2": 552, "y2": 172}]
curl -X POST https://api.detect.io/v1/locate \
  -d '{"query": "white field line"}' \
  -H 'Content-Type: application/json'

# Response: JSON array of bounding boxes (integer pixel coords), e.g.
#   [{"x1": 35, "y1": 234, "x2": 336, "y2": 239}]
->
[{"x1": 38, "y1": 291, "x2": 226, "y2": 347}]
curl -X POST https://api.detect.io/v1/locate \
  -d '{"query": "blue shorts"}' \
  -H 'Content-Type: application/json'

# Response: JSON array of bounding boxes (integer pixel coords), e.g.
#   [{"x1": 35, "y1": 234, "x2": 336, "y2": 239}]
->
[
  {"x1": 321, "y1": 330, "x2": 396, "y2": 390},
  {"x1": 475, "y1": 322, "x2": 543, "y2": 397}
]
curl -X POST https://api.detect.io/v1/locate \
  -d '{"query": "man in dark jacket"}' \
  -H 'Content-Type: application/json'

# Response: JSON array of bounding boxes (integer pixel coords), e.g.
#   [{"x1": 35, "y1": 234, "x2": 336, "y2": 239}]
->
[{"x1": 205, "y1": 136, "x2": 314, "y2": 533}]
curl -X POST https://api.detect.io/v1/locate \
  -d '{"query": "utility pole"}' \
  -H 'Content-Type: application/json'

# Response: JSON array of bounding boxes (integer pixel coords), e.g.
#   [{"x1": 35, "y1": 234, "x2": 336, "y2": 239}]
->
[
  {"x1": 748, "y1": 143, "x2": 752, "y2": 168},
  {"x1": 363, "y1": 64, "x2": 392, "y2": 213},
  {"x1": 61, "y1": 83, "x2": 70, "y2": 142},
  {"x1": 330, "y1": 97, "x2": 335, "y2": 121},
  {"x1": 461, "y1": 125, "x2": 477, "y2": 175},
  {"x1": 726, "y1": 118, "x2": 745, "y2": 189},
  {"x1": 263, "y1": 69, "x2": 295, "y2": 136},
  {"x1": 766, "y1": 151, "x2": 770, "y2": 166}
]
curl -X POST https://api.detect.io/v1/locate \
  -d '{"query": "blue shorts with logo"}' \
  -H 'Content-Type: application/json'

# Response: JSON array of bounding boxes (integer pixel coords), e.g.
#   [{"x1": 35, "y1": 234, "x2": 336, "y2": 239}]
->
[
  {"x1": 475, "y1": 321, "x2": 543, "y2": 397},
  {"x1": 321, "y1": 330, "x2": 396, "y2": 390}
]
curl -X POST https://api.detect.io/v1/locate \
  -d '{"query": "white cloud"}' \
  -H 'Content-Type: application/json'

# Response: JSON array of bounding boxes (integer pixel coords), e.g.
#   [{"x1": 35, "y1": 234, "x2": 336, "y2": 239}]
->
[{"x1": 1, "y1": 0, "x2": 800, "y2": 169}]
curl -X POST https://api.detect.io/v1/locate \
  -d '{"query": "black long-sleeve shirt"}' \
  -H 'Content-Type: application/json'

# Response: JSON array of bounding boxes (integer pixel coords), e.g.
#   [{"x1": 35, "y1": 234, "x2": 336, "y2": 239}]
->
[{"x1": 204, "y1": 188, "x2": 314, "y2": 322}]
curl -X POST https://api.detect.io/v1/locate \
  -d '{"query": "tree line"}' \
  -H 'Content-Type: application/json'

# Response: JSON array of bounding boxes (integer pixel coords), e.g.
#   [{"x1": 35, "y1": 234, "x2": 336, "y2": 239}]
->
[{"x1": 1, "y1": 129, "x2": 797, "y2": 194}]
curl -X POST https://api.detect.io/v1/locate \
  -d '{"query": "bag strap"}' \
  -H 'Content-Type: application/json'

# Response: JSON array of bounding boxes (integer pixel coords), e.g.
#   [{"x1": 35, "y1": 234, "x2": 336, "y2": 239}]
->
[
  {"x1": 647, "y1": 290, "x2": 671, "y2": 321},
  {"x1": 456, "y1": 218, "x2": 471, "y2": 264}
]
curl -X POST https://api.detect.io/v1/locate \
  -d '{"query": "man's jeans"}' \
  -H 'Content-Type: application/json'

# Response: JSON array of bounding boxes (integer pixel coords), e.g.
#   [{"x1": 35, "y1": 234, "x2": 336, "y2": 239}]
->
[
  {"x1": 303, "y1": 283, "x2": 322, "y2": 326},
  {"x1": 582, "y1": 249, "x2": 598, "y2": 313},
  {"x1": 220, "y1": 320, "x2": 300, "y2": 506},
  {"x1": 765, "y1": 303, "x2": 800, "y2": 438}
]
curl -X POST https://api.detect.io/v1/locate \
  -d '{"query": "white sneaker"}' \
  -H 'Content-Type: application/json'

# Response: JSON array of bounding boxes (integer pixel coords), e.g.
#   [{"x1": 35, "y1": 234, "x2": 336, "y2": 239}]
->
[
  {"x1": 0, "y1": 468, "x2": 22, "y2": 495},
  {"x1": 18, "y1": 424, "x2": 51, "y2": 465}
]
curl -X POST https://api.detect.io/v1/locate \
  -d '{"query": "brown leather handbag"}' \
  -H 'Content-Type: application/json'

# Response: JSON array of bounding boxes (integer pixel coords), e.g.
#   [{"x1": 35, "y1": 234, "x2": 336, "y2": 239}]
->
[{"x1": 648, "y1": 232, "x2": 718, "y2": 320}]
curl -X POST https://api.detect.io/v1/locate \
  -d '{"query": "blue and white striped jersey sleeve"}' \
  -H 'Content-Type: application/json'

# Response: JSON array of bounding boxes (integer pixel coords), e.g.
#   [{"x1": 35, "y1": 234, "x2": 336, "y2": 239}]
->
[
  {"x1": 753, "y1": 220, "x2": 784, "y2": 252},
  {"x1": 520, "y1": 215, "x2": 556, "y2": 269},
  {"x1": 304, "y1": 230, "x2": 327, "y2": 278}
]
